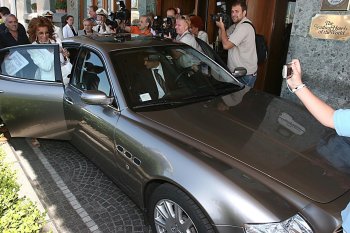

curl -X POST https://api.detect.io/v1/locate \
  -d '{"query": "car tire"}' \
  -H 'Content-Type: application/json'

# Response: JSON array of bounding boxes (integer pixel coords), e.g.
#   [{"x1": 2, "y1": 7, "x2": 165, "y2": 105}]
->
[{"x1": 148, "y1": 183, "x2": 215, "y2": 233}]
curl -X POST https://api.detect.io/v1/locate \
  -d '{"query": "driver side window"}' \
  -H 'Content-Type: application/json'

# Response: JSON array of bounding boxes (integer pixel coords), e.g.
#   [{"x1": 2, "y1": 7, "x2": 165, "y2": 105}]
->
[{"x1": 72, "y1": 49, "x2": 111, "y2": 96}]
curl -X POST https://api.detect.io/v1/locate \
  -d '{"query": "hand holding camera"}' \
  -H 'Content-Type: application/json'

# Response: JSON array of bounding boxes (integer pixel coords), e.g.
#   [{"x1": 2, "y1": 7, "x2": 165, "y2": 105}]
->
[
  {"x1": 212, "y1": 1, "x2": 230, "y2": 29},
  {"x1": 284, "y1": 59, "x2": 304, "y2": 92},
  {"x1": 151, "y1": 16, "x2": 176, "y2": 39},
  {"x1": 282, "y1": 62, "x2": 293, "y2": 79},
  {"x1": 215, "y1": 17, "x2": 225, "y2": 30}
]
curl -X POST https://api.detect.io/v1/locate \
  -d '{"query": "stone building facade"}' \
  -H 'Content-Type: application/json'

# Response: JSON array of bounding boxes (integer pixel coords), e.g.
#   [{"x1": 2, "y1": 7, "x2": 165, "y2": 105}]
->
[{"x1": 281, "y1": 0, "x2": 350, "y2": 109}]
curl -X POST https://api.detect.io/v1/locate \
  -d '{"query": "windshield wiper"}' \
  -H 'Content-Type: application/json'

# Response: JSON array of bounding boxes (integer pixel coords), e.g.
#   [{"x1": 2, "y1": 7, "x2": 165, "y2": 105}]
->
[{"x1": 133, "y1": 99, "x2": 186, "y2": 110}]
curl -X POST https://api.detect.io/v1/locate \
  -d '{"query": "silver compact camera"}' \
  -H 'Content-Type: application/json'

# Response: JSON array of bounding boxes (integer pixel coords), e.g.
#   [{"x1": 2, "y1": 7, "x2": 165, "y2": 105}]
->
[{"x1": 282, "y1": 62, "x2": 293, "y2": 79}]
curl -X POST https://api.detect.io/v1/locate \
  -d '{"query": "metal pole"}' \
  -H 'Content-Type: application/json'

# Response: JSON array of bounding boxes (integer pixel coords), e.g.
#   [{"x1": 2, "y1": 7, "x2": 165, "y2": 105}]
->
[{"x1": 204, "y1": 0, "x2": 209, "y2": 31}]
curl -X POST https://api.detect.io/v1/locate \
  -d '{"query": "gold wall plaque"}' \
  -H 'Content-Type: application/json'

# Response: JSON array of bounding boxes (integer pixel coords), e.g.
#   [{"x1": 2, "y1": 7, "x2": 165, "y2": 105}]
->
[
  {"x1": 309, "y1": 14, "x2": 350, "y2": 41},
  {"x1": 321, "y1": 0, "x2": 350, "y2": 11}
]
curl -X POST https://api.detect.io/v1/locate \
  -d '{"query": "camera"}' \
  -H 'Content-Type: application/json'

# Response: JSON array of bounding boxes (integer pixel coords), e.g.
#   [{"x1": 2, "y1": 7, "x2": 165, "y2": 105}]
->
[
  {"x1": 107, "y1": 13, "x2": 118, "y2": 30},
  {"x1": 115, "y1": 1, "x2": 129, "y2": 21},
  {"x1": 151, "y1": 16, "x2": 177, "y2": 39},
  {"x1": 108, "y1": 1, "x2": 131, "y2": 31},
  {"x1": 282, "y1": 62, "x2": 293, "y2": 79},
  {"x1": 211, "y1": 1, "x2": 230, "y2": 28}
]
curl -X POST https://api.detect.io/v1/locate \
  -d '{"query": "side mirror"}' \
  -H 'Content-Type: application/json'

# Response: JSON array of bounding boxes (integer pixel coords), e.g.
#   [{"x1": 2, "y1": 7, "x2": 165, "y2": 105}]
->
[
  {"x1": 232, "y1": 67, "x2": 247, "y2": 78},
  {"x1": 81, "y1": 90, "x2": 113, "y2": 105}
]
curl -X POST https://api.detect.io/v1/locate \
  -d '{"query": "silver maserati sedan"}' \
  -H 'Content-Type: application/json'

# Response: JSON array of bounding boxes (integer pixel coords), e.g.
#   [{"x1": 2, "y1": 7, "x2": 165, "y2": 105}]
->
[{"x1": 0, "y1": 35, "x2": 349, "y2": 233}]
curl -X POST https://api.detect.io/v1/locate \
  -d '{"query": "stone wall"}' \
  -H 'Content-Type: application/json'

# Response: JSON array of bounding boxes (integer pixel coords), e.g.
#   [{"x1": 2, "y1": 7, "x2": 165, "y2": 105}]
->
[
  {"x1": 138, "y1": 0, "x2": 157, "y2": 16},
  {"x1": 280, "y1": 0, "x2": 350, "y2": 109},
  {"x1": 67, "y1": 0, "x2": 79, "y2": 29}
]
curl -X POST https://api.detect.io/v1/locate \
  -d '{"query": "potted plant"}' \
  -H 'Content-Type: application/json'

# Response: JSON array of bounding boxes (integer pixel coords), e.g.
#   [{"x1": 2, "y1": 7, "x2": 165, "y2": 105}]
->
[
  {"x1": 55, "y1": 0, "x2": 67, "y2": 13},
  {"x1": 31, "y1": 3, "x2": 37, "y2": 12}
]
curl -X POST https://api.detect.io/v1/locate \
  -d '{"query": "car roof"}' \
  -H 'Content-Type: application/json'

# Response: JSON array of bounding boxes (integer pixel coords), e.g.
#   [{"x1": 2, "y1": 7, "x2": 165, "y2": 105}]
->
[{"x1": 63, "y1": 34, "x2": 183, "y2": 53}]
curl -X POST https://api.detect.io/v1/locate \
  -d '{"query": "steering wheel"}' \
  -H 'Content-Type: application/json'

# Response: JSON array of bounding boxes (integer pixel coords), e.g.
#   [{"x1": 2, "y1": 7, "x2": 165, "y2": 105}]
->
[{"x1": 174, "y1": 67, "x2": 194, "y2": 85}]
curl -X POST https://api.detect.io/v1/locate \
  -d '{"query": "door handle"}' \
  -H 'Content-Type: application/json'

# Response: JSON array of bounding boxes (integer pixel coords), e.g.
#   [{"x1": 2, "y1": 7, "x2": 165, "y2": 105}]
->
[{"x1": 64, "y1": 96, "x2": 74, "y2": 105}]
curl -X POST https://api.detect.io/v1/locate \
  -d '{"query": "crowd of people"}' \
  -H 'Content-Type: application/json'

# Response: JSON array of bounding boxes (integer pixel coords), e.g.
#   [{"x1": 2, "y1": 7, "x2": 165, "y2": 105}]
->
[
  {"x1": 0, "y1": 2, "x2": 248, "y2": 81},
  {"x1": 0, "y1": 5, "x2": 210, "y2": 46}
]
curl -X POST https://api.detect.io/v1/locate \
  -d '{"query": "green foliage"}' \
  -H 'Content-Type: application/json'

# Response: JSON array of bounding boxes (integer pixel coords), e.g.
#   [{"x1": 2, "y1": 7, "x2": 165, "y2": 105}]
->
[
  {"x1": 0, "y1": 149, "x2": 46, "y2": 232},
  {"x1": 55, "y1": 0, "x2": 67, "y2": 10},
  {"x1": 0, "y1": 199, "x2": 45, "y2": 233},
  {"x1": 0, "y1": 151, "x2": 19, "y2": 217},
  {"x1": 31, "y1": 3, "x2": 37, "y2": 11}
]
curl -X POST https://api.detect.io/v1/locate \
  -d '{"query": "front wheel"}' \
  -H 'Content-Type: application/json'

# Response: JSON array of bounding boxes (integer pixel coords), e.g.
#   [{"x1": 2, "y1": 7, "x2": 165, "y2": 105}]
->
[{"x1": 148, "y1": 183, "x2": 215, "y2": 233}]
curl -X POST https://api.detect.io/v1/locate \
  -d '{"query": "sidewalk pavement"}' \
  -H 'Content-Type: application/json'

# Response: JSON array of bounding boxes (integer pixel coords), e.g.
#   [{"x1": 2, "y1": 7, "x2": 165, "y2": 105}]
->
[
  {"x1": 1, "y1": 140, "x2": 58, "y2": 233},
  {"x1": 0, "y1": 132, "x2": 151, "y2": 233}
]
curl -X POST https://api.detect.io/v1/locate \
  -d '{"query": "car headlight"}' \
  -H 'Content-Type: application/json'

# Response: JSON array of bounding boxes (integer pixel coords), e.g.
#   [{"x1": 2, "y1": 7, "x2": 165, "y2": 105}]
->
[{"x1": 244, "y1": 214, "x2": 313, "y2": 233}]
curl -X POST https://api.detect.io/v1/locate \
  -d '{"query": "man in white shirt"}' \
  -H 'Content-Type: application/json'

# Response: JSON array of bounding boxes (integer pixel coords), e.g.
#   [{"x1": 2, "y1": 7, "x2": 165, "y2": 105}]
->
[{"x1": 93, "y1": 8, "x2": 114, "y2": 34}]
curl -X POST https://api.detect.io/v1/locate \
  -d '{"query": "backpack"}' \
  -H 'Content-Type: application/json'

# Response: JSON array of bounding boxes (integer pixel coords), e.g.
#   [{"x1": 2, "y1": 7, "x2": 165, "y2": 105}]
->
[{"x1": 243, "y1": 21, "x2": 268, "y2": 64}]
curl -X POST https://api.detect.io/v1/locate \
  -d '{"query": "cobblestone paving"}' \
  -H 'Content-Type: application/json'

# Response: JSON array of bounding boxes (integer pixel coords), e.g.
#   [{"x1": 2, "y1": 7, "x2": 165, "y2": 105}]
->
[{"x1": 10, "y1": 138, "x2": 151, "y2": 233}]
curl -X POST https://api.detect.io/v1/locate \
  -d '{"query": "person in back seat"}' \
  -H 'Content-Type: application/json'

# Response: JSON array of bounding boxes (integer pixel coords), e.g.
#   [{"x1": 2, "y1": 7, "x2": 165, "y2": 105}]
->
[{"x1": 83, "y1": 62, "x2": 100, "y2": 90}]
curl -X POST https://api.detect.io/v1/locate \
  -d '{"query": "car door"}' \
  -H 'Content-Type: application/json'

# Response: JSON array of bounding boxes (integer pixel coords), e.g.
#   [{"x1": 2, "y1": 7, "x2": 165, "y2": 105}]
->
[
  {"x1": 0, "y1": 44, "x2": 69, "y2": 139},
  {"x1": 64, "y1": 46, "x2": 121, "y2": 177}
]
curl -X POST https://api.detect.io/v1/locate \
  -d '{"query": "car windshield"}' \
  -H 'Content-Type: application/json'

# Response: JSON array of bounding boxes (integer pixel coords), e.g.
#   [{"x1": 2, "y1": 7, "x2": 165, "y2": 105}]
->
[{"x1": 110, "y1": 45, "x2": 243, "y2": 110}]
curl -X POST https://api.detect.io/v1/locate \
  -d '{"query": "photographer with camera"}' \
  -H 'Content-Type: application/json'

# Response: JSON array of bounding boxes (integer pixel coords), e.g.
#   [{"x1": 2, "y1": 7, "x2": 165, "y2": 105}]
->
[
  {"x1": 151, "y1": 8, "x2": 177, "y2": 39},
  {"x1": 108, "y1": 1, "x2": 131, "y2": 31},
  {"x1": 215, "y1": 0, "x2": 257, "y2": 87},
  {"x1": 166, "y1": 8, "x2": 177, "y2": 18},
  {"x1": 151, "y1": 15, "x2": 176, "y2": 38},
  {"x1": 122, "y1": 15, "x2": 152, "y2": 36}
]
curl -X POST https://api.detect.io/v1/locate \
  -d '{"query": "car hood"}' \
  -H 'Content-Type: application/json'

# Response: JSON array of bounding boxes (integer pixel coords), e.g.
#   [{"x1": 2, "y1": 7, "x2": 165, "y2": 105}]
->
[{"x1": 138, "y1": 87, "x2": 350, "y2": 203}]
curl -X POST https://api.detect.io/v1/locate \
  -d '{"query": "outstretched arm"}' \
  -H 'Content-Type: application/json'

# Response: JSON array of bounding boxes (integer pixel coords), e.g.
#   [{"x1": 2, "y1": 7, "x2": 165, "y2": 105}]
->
[{"x1": 287, "y1": 59, "x2": 335, "y2": 129}]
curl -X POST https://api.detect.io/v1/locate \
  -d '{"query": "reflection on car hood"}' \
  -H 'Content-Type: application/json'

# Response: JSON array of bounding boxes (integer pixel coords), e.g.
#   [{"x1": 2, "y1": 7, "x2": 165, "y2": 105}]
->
[{"x1": 139, "y1": 88, "x2": 350, "y2": 203}]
